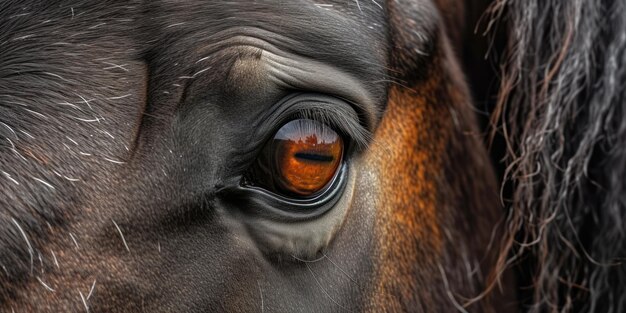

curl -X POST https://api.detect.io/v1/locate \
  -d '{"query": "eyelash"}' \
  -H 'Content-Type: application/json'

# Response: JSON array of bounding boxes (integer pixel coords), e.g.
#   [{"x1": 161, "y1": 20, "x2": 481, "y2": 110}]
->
[{"x1": 261, "y1": 95, "x2": 372, "y2": 152}]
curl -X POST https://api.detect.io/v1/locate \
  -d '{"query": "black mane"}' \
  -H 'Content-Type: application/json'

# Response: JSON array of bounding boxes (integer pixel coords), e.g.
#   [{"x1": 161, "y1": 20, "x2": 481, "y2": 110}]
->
[{"x1": 491, "y1": 0, "x2": 626, "y2": 311}]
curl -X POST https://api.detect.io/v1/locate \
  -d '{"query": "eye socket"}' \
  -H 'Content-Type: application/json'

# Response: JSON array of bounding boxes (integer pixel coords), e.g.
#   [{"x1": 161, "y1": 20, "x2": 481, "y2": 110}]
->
[{"x1": 247, "y1": 119, "x2": 344, "y2": 198}]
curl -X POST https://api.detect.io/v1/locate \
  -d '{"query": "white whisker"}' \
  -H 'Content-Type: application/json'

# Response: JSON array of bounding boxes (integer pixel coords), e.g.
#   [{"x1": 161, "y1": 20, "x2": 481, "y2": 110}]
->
[
  {"x1": 20, "y1": 130, "x2": 34, "y2": 139},
  {"x1": 107, "y1": 94, "x2": 132, "y2": 100},
  {"x1": 79, "y1": 291, "x2": 89, "y2": 312},
  {"x1": 0, "y1": 122, "x2": 17, "y2": 138},
  {"x1": 76, "y1": 94, "x2": 94, "y2": 110},
  {"x1": 438, "y1": 264, "x2": 469, "y2": 313},
  {"x1": 87, "y1": 279, "x2": 97, "y2": 300},
  {"x1": 193, "y1": 67, "x2": 211, "y2": 77},
  {"x1": 103, "y1": 62, "x2": 129, "y2": 72},
  {"x1": 32, "y1": 177, "x2": 55, "y2": 189},
  {"x1": 11, "y1": 218, "x2": 33, "y2": 273},
  {"x1": 69, "y1": 232, "x2": 80, "y2": 250},
  {"x1": 7, "y1": 138, "x2": 27, "y2": 161},
  {"x1": 103, "y1": 157, "x2": 125, "y2": 164},
  {"x1": 291, "y1": 254, "x2": 325, "y2": 263},
  {"x1": 50, "y1": 249, "x2": 59, "y2": 268},
  {"x1": 112, "y1": 219, "x2": 130, "y2": 252},
  {"x1": 369, "y1": 0, "x2": 382, "y2": 9},
  {"x1": 165, "y1": 22, "x2": 185, "y2": 28},
  {"x1": 36, "y1": 276, "x2": 55, "y2": 292},
  {"x1": 305, "y1": 263, "x2": 346, "y2": 310},
  {"x1": 69, "y1": 116, "x2": 100, "y2": 123},
  {"x1": 3, "y1": 171, "x2": 19, "y2": 185},
  {"x1": 23, "y1": 108, "x2": 48, "y2": 119},
  {"x1": 322, "y1": 252, "x2": 357, "y2": 284},
  {"x1": 66, "y1": 136, "x2": 79, "y2": 145}
]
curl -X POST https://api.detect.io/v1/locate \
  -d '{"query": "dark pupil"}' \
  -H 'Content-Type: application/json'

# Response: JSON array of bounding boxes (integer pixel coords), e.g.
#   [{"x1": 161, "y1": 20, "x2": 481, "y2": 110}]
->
[{"x1": 293, "y1": 153, "x2": 335, "y2": 162}]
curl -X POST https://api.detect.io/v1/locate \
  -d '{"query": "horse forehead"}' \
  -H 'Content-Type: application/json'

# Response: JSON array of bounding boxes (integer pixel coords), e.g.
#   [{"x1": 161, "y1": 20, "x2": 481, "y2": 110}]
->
[
  {"x1": 150, "y1": 1, "x2": 390, "y2": 58},
  {"x1": 150, "y1": 0, "x2": 387, "y2": 26}
]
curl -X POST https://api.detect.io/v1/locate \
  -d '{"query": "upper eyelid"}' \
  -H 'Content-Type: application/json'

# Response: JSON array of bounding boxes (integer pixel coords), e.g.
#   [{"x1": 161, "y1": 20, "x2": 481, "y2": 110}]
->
[
  {"x1": 291, "y1": 107, "x2": 371, "y2": 150},
  {"x1": 254, "y1": 93, "x2": 371, "y2": 151}
]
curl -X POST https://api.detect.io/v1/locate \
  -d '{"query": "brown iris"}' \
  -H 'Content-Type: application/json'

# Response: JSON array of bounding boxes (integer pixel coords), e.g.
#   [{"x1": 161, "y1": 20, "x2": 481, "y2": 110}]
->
[{"x1": 249, "y1": 119, "x2": 343, "y2": 197}]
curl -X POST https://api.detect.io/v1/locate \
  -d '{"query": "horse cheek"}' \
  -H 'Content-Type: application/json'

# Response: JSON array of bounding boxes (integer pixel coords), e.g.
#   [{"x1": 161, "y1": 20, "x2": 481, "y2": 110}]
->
[{"x1": 363, "y1": 60, "x2": 450, "y2": 311}]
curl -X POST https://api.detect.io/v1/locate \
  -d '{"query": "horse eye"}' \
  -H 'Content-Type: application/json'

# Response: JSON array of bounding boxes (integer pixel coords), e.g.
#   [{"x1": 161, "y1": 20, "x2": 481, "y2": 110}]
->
[{"x1": 247, "y1": 119, "x2": 344, "y2": 198}]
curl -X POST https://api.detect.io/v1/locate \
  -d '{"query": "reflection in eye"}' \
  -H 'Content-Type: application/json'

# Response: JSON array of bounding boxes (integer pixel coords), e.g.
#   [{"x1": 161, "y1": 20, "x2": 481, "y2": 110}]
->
[{"x1": 248, "y1": 119, "x2": 343, "y2": 198}]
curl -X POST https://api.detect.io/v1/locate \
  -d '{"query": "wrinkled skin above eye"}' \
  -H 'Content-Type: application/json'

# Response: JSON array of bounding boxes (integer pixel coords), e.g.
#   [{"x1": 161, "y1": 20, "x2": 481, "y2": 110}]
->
[{"x1": 248, "y1": 119, "x2": 343, "y2": 197}]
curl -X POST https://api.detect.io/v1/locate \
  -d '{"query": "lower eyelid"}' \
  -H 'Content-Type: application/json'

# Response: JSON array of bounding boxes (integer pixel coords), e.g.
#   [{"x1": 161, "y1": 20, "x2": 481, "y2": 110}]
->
[
  {"x1": 220, "y1": 161, "x2": 349, "y2": 219},
  {"x1": 213, "y1": 151, "x2": 351, "y2": 256}
]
